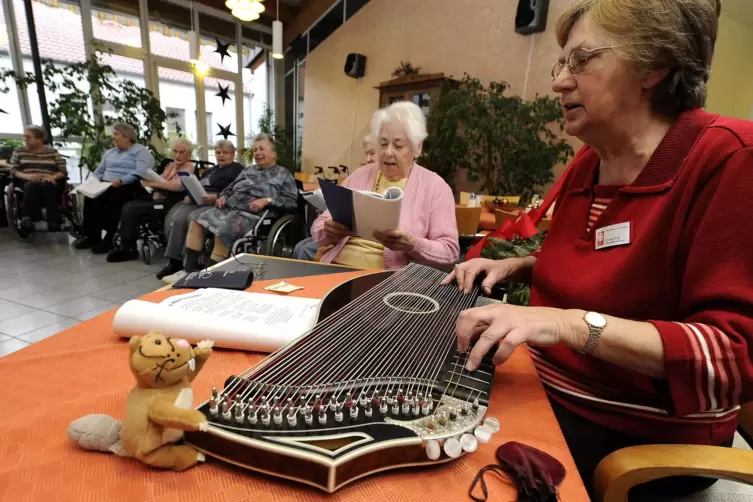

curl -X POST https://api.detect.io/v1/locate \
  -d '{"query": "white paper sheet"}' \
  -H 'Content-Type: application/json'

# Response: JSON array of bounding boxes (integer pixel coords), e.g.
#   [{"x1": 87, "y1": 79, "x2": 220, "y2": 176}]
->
[
  {"x1": 71, "y1": 176, "x2": 111, "y2": 199},
  {"x1": 351, "y1": 186, "x2": 403, "y2": 240},
  {"x1": 302, "y1": 189, "x2": 327, "y2": 212},
  {"x1": 112, "y1": 288, "x2": 320, "y2": 353},
  {"x1": 140, "y1": 169, "x2": 164, "y2": 183},
  {"x1": 179, "y1": 174, "x2": 209, "y2": 204}
]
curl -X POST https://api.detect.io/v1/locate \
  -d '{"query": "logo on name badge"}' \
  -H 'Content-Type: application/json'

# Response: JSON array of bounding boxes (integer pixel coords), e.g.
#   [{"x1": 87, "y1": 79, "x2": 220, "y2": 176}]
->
[{"x1": 594, "y1": 222, "x2": 630, "y2": 250}]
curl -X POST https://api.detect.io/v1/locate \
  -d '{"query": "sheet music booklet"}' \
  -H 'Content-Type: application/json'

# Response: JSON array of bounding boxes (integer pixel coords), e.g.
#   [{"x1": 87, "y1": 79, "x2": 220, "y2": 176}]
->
[
  {"x1": 112, "y1": 288, "x2": 321, "y2": 353},
  {"x1": 318, "y1": 179, "x2": 403, "y2": 241}
]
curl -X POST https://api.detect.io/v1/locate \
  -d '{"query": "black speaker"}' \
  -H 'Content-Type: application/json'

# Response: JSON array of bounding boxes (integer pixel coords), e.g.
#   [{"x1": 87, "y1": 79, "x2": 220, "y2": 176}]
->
[
  {"x1": 344, "y1": 53, "x2": 366, "y2": 78},
  {"x1": 515, "y1": 0, "x2": 549, "y2": 35}
]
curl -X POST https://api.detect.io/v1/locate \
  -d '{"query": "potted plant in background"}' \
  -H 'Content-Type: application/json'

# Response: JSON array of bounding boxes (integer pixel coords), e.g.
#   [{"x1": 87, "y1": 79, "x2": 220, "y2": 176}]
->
[
  {"x1": 420, "y1": 74, "x2": 574, "y2": 204},
  {"x1": 0, "y1": 51, "x2": 172, "y2": 181}
]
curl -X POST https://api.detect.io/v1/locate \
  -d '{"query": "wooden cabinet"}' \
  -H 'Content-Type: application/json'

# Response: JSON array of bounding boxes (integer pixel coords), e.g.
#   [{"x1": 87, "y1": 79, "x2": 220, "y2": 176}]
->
[{"x1": 375, "y1": 73, "x2": 457, "y2": 116}]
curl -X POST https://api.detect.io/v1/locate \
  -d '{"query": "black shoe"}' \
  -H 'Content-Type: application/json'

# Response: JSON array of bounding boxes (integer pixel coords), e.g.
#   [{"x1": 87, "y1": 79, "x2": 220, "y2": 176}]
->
[
  {"x1": 18, "y1": 218, "x2": 34, "y2": 238},
  {"x1": 106, "y1": 247, "x2": 139, "y2": 263},
  {"x1": 74, "y1": 236, "x2": 100, "y2": 249},
  {"x1": 156, "y1": 259, "x2": 183, "y2": 280},
  {"x1": 92, "y1": 240, "x2": 114, "y2": 254}
]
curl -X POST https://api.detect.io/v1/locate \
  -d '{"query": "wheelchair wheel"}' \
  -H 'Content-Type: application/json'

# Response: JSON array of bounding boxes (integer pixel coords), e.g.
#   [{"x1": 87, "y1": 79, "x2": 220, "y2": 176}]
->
[
  {"x1": 4, "y1": 187, "x2": 35, "y2": 243},
  {"x1": 263, "y1": 215, "x2": 300, "y2": 258},
  {"x1": 112, "y1": 232, "x2": 122, "y2": 248},
  {"x1": 142, "y1": 242, "x2": 152, "y2": 265}
]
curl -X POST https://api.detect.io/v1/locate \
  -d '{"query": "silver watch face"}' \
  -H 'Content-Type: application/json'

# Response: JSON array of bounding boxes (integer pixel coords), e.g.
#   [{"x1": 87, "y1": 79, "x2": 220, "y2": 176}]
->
[{"x1": 585, "y1": 311, "x2": 607, "y2": 328}]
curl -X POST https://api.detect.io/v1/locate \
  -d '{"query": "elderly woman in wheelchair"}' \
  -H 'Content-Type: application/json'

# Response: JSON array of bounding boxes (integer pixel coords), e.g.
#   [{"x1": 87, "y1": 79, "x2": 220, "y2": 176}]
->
[
  {"x1": 182, "y1": 133, "x2": 297, "y2": 272},
  {"x1": 8, "y1": 125, "x2": 68, "y2": 237},
  {"x1": 105, "y1": 138, "x2": 195, "y2": 263},
  {"x1": 155, "y1": 140, "x2": 245, "y2": 281}
]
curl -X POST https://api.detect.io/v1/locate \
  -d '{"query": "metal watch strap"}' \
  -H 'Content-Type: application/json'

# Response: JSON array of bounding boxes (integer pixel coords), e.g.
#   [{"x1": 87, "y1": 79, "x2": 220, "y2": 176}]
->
[{"x1": 579, "y1": 322, "x2": 603, "y2": 354}]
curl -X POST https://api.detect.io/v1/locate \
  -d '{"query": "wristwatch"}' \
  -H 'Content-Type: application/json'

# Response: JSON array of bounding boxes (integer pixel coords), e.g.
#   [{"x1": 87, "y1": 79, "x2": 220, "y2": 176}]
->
[{"x1": 579, "y1": 311, "x2": 607, "y2": 354}]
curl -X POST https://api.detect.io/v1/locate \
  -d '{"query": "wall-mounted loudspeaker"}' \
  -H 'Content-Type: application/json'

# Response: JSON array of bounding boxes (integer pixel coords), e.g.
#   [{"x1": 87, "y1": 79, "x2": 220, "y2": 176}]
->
[
  {"x1": 344, "y1": 53, "x2": 366, "y2": 79},
  {"x1": 515, "y1": 0, "x2": 549, "y2": 35}
]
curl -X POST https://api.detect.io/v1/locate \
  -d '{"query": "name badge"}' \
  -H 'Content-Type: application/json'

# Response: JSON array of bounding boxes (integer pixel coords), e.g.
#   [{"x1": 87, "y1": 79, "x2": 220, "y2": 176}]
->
[{"x1": 594, "y1": 222, "x2": 630, "y2": 250}]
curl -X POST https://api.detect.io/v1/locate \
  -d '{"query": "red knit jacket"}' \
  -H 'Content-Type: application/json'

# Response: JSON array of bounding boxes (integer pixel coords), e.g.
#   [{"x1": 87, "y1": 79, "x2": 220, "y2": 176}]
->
[{"x1": 530, "y1": 109, "x2": 753, "y2": 445}]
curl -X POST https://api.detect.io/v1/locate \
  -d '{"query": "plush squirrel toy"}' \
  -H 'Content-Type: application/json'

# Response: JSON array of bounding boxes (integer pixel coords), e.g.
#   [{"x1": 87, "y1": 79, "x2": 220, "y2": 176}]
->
[{"x1": 68, "y1": 331, "x2": 214, "y2": 471}]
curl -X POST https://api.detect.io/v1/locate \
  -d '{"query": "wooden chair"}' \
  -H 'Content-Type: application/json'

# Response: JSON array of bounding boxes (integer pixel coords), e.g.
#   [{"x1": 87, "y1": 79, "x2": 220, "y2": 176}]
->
[
  {"x1": 594, "y1": 402, "x2": 753, "y2": 502},
  {"x1": 459, "y1": 192, "x2": 521, "y2": 208},
  {"x1": 455, "y1": 205, "x2": 482, "y2": 236}
]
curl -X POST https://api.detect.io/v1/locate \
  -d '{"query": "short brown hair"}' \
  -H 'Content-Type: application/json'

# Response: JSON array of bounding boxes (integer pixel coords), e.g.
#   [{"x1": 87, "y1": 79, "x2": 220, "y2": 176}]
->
[{"x1": 556, "y1": 0, "x2": 721, "y2": 118}]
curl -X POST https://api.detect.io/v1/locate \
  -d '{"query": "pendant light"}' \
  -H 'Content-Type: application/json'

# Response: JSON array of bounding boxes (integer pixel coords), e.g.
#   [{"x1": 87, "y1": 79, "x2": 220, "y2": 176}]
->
[
  {"x1": 226, "y1": 0, "x2": 264, "y2": 22},
  {"x1": 272, "y1": 0, "x2": 283, "y2": 59},
  {"x1": 188, "y1": 0, "x2": 209, "y2": 75}
]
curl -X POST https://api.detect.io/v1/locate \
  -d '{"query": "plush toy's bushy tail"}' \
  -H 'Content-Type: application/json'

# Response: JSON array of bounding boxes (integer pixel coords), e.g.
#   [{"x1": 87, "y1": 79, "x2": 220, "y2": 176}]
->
[{"x1": 68, "y1": 414, "x2": 129, "y2": 457}]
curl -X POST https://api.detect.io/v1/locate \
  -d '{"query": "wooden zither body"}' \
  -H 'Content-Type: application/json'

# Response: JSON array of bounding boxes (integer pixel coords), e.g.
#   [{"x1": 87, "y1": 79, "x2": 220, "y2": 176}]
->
[{"x1": 185, "y1": 263, "x2": 501, "y2": 492}]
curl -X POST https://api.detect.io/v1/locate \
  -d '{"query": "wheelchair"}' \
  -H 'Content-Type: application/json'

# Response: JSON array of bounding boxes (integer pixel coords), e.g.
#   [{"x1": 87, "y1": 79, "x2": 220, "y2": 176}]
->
[
  {"x1": 2, "y1": 173, "x2": 84, "y2": 243},
  {"x1": 227, "y1": 179, "x2": 309, "y2": 259},
  {"x1": 112, "y1": 159, "x2": 215, "y2": 264}
]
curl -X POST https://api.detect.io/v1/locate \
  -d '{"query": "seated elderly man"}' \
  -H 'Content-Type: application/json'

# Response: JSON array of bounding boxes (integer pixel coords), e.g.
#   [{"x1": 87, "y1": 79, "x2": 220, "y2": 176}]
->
[
  {"x1": 156, "y1": 140, "x2": 245, "y2": 281},
  {"x1": 294, "y1": 134, "x2": 378, "y2": 261},
  {"x1": 105, "y1": 138, "x2": 195, "y2": 263},
  {"x1": 312, "y1": 101, "x2": 459, "y2": 270},
  {"x1": 9, "y1": 125, "x2": 67, "y2": 235},
  {"x1": 183, "y1": 133, "x2": 298, "y2": 271},
  {"x1": 73, "y1": 123, "x2": 154, "y2": 254}
]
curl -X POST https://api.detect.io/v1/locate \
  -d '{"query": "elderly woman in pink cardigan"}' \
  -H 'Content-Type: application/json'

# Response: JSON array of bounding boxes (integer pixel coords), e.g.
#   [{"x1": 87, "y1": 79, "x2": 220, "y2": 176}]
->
[{"x1": 312, "y1": 101, "x2": 459, "y2": 270}]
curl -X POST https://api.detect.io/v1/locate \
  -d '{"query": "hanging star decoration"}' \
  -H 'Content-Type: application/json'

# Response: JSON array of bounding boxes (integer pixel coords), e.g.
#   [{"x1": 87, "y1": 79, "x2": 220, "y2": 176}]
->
[
  {"x1": 0, "y1": 108, "x2": 7, "y2": 114},
  {"x1": 216, "y1": 83, "x2": 231, "y2": 106},
  {"x1": 214, "y1": 38, "x2": 232, "y2": 64},
  {"x1": 217, "y1": 124, "x2": 235, "y2": 139}
]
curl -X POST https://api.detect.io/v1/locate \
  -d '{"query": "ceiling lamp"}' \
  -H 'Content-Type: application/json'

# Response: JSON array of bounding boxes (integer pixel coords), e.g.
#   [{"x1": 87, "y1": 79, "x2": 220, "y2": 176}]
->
[
  {"x1": 227, "y1": 0, "x2": 265, "y2": 21},
  {"x1": 272, "y1": 0, "x2": 283, "y2": 59}
]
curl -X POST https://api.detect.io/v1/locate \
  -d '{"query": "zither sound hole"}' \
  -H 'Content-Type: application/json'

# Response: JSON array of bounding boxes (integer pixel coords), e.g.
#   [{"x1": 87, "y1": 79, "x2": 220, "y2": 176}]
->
[{"x1": 383, "y1": 292, "x2": 440, "y2": 315}]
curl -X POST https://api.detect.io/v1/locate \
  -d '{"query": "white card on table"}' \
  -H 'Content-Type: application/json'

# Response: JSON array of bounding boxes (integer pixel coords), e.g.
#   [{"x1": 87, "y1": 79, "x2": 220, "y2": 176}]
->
[{"x1": 594, "y1": 222, "x2": 631, "y2": 250}]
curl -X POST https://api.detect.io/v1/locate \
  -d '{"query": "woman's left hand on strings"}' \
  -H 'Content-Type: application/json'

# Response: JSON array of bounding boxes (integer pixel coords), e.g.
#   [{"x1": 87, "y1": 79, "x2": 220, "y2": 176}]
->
[
  {"x1": 373, "y1": 230, "x2": 416, "y2": 252},
  {"x1": 249, "y1": 198, "x2": 270, "y2": 213},
  {"x1": 456, "y1": 304, "x2": 580, "y2": 371}
]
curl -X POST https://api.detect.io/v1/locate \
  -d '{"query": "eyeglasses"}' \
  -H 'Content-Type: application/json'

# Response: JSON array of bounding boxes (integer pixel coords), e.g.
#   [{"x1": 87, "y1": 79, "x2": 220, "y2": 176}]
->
[{"x1": 551, "y1": 46, "x2": 615, "y2": 81}]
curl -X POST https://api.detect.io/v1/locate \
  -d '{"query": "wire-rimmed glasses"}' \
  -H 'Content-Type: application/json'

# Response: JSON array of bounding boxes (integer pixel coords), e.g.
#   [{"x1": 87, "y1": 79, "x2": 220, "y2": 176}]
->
[{"x1": 551, "y1": 46, "x2": 616, "y2": 81}]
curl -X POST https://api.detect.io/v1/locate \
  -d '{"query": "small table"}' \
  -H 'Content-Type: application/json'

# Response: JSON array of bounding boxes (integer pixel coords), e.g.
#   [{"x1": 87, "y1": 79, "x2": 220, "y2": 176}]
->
[{"x1": 210, "y1": 253, "x2": 358, "y2": 281}]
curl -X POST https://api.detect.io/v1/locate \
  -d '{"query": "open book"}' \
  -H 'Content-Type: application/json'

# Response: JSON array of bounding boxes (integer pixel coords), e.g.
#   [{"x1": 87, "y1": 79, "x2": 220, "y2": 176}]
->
[
  {"x1": 112, "y1": 288, "x2": 320, "y2": 353},
  {"x1": 318, "y1": 179, "x2": 403, "y2": 241},
  {"x1": 71, "y1": 176, "x2": 111, "y2": 199}
]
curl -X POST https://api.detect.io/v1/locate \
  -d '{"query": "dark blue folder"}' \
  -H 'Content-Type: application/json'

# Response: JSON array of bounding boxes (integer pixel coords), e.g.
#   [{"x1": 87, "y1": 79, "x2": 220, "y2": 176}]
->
[{"x1": 318, "y1": 178, "x2": 355, "y2": 230}]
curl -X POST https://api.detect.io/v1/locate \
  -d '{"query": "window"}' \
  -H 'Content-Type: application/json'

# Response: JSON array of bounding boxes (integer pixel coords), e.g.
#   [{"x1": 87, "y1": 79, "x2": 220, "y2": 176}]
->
[
  {"x1": 243, "y1": 45, "x2": 268, "y2": 136},
  {"x1": 196, "y1": 111, "x2": 213, "y2": 144},
  {"x1": 166, "y1": 107, "x2": 186, "y2": 139},
  {"x1": 308, "y1": 3, "x2": 344, "y2": 52},
  {"x1": 0, "y1": 4, "x2": 23, "y2": 134},
  {"x1": 157, "y1": 67, "x2": 195, "y2": 147},
  {"x1": 345, "y1": 0, "x2": 368, "y2": 19},
  {"x1": 91, "y1": 5, "x2": 142, "y2": 48}
]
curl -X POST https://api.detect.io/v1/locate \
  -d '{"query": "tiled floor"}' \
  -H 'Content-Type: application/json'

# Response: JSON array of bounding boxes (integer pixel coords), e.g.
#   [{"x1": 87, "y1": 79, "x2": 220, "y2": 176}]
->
[{"x1": 0, "y1": 228, "x2": 165, "y2": 357}]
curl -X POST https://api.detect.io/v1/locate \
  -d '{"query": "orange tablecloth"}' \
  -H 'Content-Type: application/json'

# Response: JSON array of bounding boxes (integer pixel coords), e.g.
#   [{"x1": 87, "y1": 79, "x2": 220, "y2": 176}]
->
[{"x1": 0, "y1": 271, "x2": 588, "y2": 502}]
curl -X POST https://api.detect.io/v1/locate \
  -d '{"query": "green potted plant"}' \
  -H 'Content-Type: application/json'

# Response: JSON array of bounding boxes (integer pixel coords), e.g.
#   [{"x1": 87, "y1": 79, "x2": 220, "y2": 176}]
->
[
  {"x1": 0, "y1": 52, "x2": 172, "y2": 177},
  {"x1": 420, "y1": 74, "x2": 574, "y2": 204}
]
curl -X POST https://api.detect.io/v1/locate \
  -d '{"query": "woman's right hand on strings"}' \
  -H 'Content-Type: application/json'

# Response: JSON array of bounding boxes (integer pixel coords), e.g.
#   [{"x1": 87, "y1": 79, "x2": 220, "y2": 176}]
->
[
  {"x1": 215, "y1": 197, "x2": 227, "y2": 209},
  {"x1": 441, "y1": 257, "x2": 530, "y2": 295},
  {"x1": 323, "y1": 219, "x2": 352, "y2": 240}
]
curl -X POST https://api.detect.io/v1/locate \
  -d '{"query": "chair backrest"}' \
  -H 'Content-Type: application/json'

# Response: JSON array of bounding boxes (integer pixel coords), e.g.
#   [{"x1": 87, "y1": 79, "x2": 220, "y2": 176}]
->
[
  {"x1": 494, "y1": 208, "x2": 520, "y2": 228},
  {"x1": 459, "y1": 192, "x2": 521, "y2": 208},
  {"x1": 455, "y1": 205, "x2": 482, "y2": 236},
  {"x1": 193, "y1": 160, "x2": 216, "y2": 178}
]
